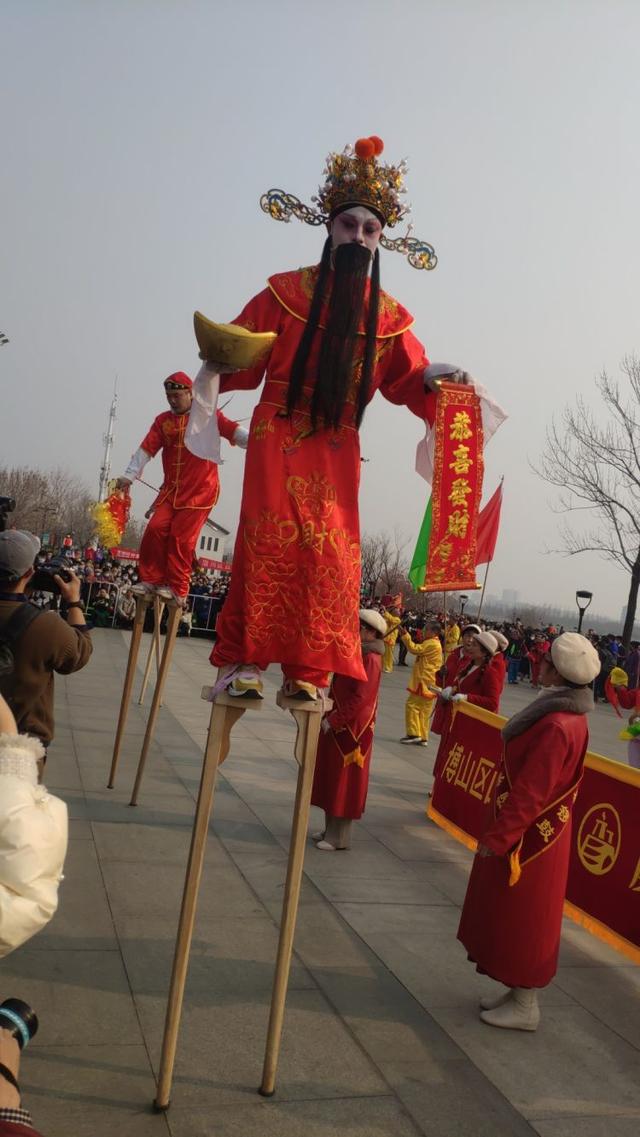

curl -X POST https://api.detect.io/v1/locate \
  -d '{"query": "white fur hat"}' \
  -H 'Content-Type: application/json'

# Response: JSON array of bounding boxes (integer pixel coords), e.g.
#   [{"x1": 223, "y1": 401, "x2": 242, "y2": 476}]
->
[{"x1": 550, "y1": 632, "x2": 601, "y2": 685}]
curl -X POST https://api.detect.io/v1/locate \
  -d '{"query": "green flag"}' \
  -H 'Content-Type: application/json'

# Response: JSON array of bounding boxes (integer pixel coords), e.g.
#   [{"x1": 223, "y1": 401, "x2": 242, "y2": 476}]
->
[{"x1": 409, "y1": 496, "x2": 432, "y2": 591}]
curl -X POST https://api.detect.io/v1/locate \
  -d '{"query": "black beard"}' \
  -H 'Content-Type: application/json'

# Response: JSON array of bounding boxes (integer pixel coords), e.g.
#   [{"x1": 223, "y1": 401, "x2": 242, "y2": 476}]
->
[
  {"x1": 286, "y1": 236, "x2": 380, "y2": 431},
  {"x1": 310, "y1": 242, "x2": 371, "y2": 428}
]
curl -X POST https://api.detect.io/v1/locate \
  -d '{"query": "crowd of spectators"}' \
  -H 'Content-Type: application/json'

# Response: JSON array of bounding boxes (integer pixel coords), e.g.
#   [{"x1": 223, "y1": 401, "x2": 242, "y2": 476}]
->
[
  {"x1": 29, "y1": 548, "x2": 230, "y2": 633},
  {"x1": 364, "y1": 595, "x2": 640, "y2": 701}
]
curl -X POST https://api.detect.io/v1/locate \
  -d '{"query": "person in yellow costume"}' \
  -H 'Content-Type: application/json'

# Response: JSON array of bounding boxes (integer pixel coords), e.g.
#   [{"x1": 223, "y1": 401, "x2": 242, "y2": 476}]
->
[
  {"x1": 399, "y1": 619, "x2": 444, "y2": 745},
  {"x1": 382, "y1": 598, "x2": 403, "y2": 673},
  {"x1": 444, "y1": 614, "x2": 461, "y2": 659}
]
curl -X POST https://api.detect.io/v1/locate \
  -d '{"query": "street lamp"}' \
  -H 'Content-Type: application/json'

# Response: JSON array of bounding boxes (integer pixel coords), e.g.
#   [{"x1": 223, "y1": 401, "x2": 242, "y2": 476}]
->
[
  {"x1": 459, "y1": 594, "x2": 469, "y2": 618},
  {"x1": 575, "y1": 590, "x2": 593, "y2": 634}
]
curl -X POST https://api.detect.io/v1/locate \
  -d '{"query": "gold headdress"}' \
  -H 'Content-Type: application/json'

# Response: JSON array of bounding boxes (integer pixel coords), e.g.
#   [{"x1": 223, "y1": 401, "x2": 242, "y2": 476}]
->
[{"x1": 260, "y1": 136, "x2": 437, "y2": 271}]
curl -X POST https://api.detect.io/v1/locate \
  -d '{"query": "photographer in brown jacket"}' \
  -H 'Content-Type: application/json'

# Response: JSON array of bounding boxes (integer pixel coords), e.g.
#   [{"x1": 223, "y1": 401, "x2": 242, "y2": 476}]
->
[{"x1": 0, "y1": 532, "x2": 92, "y2": 752}]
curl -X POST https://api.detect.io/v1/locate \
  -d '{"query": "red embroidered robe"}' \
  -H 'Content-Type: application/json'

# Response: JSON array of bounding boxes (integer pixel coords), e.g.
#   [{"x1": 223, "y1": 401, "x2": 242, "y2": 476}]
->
[{"x1": 211, "y1": 266, "x2": 434, "y2": 680}]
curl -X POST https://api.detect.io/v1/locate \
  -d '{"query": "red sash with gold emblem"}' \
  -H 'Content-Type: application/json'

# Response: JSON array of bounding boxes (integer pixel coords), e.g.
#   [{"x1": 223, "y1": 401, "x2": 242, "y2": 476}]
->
[{"x1": 493, "y1": 750, "x2": 583, "y2": 886}]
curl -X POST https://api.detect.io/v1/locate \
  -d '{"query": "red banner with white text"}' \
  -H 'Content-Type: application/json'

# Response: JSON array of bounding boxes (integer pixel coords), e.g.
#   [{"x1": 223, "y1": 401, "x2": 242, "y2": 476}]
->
[{"x1": 429, "y1": 702, "x2": 640, "y2": 964}]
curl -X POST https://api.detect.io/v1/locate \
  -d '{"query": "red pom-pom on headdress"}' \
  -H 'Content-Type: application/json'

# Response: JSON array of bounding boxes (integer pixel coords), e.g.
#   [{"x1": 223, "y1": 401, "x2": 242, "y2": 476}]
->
[
  {"x1": 369, "y1": 135, "x2": 384, "y2": 156},
  {"x1": 355, "y1": 137, "x2": 375, "y2": 160}
]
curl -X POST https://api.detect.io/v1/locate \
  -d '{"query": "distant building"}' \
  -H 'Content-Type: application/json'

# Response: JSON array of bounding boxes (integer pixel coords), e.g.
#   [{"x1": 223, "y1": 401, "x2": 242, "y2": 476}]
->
[
  {"x1": 196, "y1": 517, "x2": 229, "y2": 563},
  {"x1": 502, "y1": 588, "x2": 519, "y2": 607}
]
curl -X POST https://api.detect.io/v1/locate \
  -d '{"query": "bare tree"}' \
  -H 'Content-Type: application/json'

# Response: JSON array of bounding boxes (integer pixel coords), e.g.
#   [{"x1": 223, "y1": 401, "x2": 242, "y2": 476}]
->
[
  {"x1": 120, "y1": 517, "x2": 145, "y2": 550},
  {"x1": 360, "y1": 529, "x2": 409, "y2": 597},
  {"x1": 533, "y1": 354, "x2": 640, "y2": 647},
  {"x1": 0, "y1": 464, "x2": 95, "y2": 547},
  {"x1": 0, "y1": 465, "x2": 51, "y2": 533}
]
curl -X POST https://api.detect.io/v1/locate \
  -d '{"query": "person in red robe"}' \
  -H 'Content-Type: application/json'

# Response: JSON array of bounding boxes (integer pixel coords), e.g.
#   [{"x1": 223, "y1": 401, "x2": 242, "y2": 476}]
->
[
  {"x1": 431, "y1": 623, "x2": 481, "y2": 736},
  {"x1": 528, "y1": 631, "x2": 551, "y2": 686},
  {"x1": 203, "y1": 137, "x2": 480, "y2": 702},
  {"x1": 489, "y1": 629, "x2": 508, "y2": 688},
  {"x1": 432, "y1": 631, "x2": 502, "y2": 779},
  {"x1": 457, "y1": 632, "x2": 600, "y2": 1031},
  {"x1": 117, "y1": 372, "x2": 244, "y2": 603},
  {"x1": 310, "y1": 607, "x2": 387, "y2": 850}
]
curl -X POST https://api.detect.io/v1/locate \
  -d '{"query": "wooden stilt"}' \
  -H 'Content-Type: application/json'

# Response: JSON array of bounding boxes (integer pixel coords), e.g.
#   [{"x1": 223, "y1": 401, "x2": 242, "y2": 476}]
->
[
  {"x1": 129, "y1": 603, "x2": 182, "y2": 806},
  {"x1": 259, "y1": 691, "x2": 326, "y2": 1097},
  {"x1": 138, "y1": 597, "x2": 164, "y2": 705},
  {"x1": 153, "y1": 687, "x2": 261, "y2": 1111},
  {"x1": 107, "y1": 594, "x2": 152, "y2": 789}
]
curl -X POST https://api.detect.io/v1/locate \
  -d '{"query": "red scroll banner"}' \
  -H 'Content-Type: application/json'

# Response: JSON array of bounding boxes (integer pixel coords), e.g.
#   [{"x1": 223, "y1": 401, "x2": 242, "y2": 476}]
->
[
  {"x1": 428, "y1": 701, "x2": 640, "y2": 964},
  {"x1": 420, "y1": 382, "x2": 484, "y2": 592}
]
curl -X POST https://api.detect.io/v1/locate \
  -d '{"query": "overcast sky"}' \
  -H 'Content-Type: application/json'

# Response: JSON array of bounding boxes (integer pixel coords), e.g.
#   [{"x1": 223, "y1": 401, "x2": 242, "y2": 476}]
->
[{"x1": 2, "y1": 0, "x2": 638, "y2": 620}]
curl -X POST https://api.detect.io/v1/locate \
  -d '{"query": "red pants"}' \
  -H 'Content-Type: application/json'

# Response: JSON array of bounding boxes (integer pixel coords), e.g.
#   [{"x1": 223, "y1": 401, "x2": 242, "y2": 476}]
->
[{"x1": 138, "y1": 500, "x2": 208, "y2": 597}]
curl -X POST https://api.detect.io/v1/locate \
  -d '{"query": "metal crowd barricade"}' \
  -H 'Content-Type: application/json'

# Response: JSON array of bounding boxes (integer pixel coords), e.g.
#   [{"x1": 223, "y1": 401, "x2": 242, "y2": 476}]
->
[
  {"x1": 83, "y1": 579, "x2": 127, "y2": 628},
  {"x1": 81, "y1": 579, "x2": 223, "y2": 634}
]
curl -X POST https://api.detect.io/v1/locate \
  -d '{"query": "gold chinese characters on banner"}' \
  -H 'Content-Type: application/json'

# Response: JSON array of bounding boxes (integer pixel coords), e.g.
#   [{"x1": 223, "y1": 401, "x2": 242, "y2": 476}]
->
[{"x1": 422, "y1": 382, "x2": 484, "y2": 591}]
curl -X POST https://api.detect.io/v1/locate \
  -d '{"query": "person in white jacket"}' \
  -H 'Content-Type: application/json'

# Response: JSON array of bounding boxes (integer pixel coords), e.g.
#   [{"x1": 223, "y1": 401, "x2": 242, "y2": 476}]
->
[{"x1": 0, "y1": 694, "x2": 68, "y2": 959}]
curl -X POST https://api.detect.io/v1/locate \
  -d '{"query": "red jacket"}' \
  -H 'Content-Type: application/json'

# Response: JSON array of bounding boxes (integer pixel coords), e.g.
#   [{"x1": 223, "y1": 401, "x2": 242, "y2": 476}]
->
[
  {"x1": 455, "y1": 659, "x2": 502, "y2": 711},
  {"x1": 140, "y1": 409, "x2": 238, "y2": 510}
]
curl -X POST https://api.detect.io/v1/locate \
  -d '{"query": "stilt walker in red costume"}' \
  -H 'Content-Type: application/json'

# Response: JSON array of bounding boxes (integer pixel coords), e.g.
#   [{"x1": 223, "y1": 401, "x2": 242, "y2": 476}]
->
[
  {"x1": 150, "y1": 135, "x2": 505, "y2": 1109},
  {"x1": 197, "y1": 135, "x2": 497, "y2": 702},
  {"x1": 117, "y1": 372, "x2": 245, "y2": 604}
]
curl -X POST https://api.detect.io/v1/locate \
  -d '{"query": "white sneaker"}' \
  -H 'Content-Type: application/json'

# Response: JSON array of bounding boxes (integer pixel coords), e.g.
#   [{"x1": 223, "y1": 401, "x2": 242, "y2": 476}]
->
[{"x1": 217, "y1": 663, "x2": 263, "y2": 699}]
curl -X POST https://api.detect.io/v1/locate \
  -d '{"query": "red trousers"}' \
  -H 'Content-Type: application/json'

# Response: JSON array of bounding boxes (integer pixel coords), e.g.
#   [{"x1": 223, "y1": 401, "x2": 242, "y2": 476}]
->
[{"x1": 138, "y1": 500, "x2": 208, "y2": 597}]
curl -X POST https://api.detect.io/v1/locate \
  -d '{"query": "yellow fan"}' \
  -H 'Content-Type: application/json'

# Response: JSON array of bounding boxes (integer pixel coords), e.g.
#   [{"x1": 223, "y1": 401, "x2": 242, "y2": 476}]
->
[{"x1": 194, "y1": 312, "x2": 277, "y2": 370}]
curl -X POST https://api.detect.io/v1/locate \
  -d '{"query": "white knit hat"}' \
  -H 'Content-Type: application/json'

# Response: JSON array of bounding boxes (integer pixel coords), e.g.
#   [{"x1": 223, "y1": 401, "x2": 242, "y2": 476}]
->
[
  {"x1": 550, "y1": 632, "x2": 601, "y2": 685},
  {"x1": 359, "y1": 608, "x2": 387, "y2": 636},
  {"x1": 492, "y1": 631, "x2": 509, "y2": 651}
]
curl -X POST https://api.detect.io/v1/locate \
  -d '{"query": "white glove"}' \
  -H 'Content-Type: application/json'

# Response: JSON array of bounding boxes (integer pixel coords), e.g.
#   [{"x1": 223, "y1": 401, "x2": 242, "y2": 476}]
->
[
  {"x1": 451, "y1": 693, "x2": 468, "y2": 703},
  {"x1": 440, "y1": 686, "x2": 453, "y2": 701},
  {"x1": 424, "y1": 362, "x2": 474, "y2": 393},
  {"x1": 233, "y1": 425, "x2": 249, "y2": 449},
  {"x1": 321, "y1": 717, "x2": 331, "y2": 733}
]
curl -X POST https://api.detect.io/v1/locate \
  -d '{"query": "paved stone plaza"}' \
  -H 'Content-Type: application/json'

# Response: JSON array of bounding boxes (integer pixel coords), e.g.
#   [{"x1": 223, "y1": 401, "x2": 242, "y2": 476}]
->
[{"x1": 5, "y1": 630, "x2": 639, "y2": 1136}]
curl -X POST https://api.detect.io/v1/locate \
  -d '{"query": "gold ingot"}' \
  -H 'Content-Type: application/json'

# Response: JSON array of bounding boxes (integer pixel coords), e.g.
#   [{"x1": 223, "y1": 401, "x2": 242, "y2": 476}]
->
[{"x1": 194, "y1": 312, "x2": 277, "y2": 370}]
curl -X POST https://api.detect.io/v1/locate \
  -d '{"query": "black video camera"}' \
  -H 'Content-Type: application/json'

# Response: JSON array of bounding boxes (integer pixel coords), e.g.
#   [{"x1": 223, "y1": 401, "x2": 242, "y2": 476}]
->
[
  {"x1": 30, "y1": 554, "x2": 75, "y2": 594},
  {"x1": 0, "y1": 496, "x2": 16, "y2": 533}
]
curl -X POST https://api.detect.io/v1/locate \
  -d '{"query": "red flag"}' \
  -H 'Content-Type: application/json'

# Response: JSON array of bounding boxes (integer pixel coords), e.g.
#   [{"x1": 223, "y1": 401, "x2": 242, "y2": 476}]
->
[{"x1": 475, "y1": 480, "x2": 503, "y2": 566}]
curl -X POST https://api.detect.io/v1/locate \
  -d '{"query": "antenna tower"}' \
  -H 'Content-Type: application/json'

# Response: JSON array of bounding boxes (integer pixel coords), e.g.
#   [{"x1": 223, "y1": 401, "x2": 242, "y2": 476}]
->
[{"x1": 98, "y1": 380, "x2": 118, "y2": 501}]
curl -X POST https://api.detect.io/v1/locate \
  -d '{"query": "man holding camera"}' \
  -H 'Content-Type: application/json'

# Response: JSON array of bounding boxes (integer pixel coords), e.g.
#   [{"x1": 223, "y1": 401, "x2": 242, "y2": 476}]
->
[{"x1": 0, "y1": 531, "x2": 92, "y2": 751}]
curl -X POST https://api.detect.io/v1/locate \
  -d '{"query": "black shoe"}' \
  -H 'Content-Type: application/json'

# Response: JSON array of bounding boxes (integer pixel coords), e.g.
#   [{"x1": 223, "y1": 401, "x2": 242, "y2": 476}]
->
[{"x1": 399, "y1": 735, "x2": 419, "y2": 744}]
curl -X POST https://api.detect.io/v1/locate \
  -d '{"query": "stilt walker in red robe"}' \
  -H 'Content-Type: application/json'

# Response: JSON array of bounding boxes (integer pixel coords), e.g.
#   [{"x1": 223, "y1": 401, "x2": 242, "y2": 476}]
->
[
  {"x1": 457, "y1": 632, "x2": 600, "y2": 1031},
  {"x1": 117, "y1": 372, "x2": 245, "y2": 603},
  {"x1": 310, "y1": 607, "x2": 386, "y2": 850},
  {"x1": 198, "y1": 135, "x2": 491, "y2": 702}
]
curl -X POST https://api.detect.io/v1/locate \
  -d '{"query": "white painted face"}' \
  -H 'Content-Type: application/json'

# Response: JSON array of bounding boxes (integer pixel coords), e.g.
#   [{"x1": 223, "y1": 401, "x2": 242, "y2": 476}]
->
[{"x1": 328, "y1": 205, "x2": 383, "y2": 256}]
